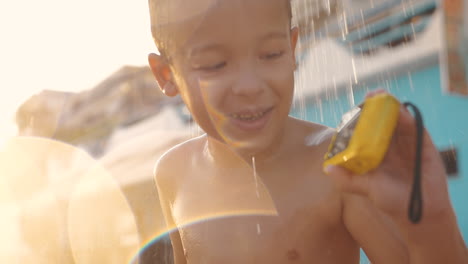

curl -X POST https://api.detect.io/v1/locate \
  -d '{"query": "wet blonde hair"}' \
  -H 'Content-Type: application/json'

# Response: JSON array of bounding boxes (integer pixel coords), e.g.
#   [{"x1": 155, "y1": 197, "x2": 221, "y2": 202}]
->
[{"x1": 148, "y1": 0, "x2": 292, "y2": 58}]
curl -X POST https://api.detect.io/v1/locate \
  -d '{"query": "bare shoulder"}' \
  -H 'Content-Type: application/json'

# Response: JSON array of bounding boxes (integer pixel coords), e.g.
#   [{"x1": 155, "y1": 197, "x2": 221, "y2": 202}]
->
[
  {"x1": 287, "y1": 116, "x2": 335, "y2": 154},
  {"x1": 153, "y1": 134, "x2": 207, "y2": 193}
]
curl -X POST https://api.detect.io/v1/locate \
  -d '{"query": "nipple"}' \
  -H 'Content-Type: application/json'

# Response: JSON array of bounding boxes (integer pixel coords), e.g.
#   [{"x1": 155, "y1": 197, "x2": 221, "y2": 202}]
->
[{"x1": 287, "y1": 249, "x2": 300, "y2": 261}]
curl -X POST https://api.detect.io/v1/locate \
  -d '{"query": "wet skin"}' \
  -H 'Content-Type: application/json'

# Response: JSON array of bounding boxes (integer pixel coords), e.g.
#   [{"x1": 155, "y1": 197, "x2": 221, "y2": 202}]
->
[
  {"x1": 149, "y1": 0, "x2": 409, "y2": 263},
  {"x1": 159, "y1": 120, "x2": 359, "y2": 263},
  {"x1": 155, "y1": 119, "x2": 408, "y2": 264}
]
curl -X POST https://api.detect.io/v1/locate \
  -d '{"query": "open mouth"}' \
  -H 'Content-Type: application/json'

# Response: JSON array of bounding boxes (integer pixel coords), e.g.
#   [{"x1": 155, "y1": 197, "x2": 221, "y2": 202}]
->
[
  {"x1": 228, "y1": 107, "x2": 273, "y2": 131},
  {"x1": 230, "y1": 109, "x2": 270, "y2": 121}
]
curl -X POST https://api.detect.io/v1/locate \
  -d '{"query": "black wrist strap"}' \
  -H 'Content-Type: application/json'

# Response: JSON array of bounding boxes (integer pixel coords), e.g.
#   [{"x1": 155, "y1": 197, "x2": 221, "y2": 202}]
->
[{"x1": 402, "y1": 102, "x2": 424, "y2": 224}]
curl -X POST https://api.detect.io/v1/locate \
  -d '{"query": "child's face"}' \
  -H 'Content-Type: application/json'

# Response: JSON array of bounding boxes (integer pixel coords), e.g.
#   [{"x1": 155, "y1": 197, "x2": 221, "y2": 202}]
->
[{"x1": 153, "y1": 0, "x2": 298, "y2": 155}]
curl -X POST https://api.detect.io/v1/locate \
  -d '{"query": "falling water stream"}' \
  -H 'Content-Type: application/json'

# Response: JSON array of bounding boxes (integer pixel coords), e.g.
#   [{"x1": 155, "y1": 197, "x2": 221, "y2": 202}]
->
[
  {"x1": 251, "y1": 156, "x2": 262, "y2": 235},
  {"x1": 251, "y1": 156, "x2": 260, "y2": 198}
]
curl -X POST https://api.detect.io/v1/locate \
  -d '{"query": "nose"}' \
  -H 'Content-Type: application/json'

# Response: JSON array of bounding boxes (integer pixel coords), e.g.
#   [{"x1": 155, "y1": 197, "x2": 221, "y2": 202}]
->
[{"x1": 231, "y1": 63, "x2": 265, "y2": 98}]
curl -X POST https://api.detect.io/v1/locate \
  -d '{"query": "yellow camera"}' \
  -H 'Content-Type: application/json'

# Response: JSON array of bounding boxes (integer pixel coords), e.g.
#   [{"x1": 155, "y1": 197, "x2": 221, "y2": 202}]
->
[{"x1": 324, "y1": 93, "x2": 401, "y2": 175}]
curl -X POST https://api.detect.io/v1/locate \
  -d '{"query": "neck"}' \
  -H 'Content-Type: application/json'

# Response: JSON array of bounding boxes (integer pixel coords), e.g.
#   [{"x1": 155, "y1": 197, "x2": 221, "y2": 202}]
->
[
  {"x1": 206, "y1": 118, "x2": 291, "y2": 168},
  {"x1": 204, "y1": 137, "x2": 250, "y2": 169}
]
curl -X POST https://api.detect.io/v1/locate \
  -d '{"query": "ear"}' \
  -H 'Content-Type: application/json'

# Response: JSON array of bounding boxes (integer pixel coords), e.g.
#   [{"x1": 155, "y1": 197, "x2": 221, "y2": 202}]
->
[
  {"x1": 148, "y1": 53, "x2": 179, "y2": 97},
  {"x1": 290, "y1": 27, "x2": 299, "y2": 68}
]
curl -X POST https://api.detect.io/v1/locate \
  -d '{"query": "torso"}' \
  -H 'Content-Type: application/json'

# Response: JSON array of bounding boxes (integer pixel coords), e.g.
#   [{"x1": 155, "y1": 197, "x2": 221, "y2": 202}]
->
[{"x1": 168, "y1": 118, "x2": 360, "y2": 263}]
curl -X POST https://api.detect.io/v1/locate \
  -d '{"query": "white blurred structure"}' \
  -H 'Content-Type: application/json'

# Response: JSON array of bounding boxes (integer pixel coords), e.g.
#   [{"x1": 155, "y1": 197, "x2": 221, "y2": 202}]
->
[{"x1": 294, "y1": 0, "x2": 441, "y2": 97}]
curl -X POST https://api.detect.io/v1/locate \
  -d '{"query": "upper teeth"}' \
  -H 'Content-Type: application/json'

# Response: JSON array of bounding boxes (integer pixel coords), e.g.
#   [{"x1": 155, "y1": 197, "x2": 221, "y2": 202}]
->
[{"x1": 232, "y1": 111, "x2": 265, "y2": 120}]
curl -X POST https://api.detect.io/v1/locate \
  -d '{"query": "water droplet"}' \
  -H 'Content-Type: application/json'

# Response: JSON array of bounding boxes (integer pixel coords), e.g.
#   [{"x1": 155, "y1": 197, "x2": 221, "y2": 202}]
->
[
  {"x1": 347, "y1": 81, "x2": 355, "y2": 107},
  {"x1": 351, "y1": 58, "x2": 358, "y2": 84},
  {"x1": 343, "y1": 11, "x2": 349, "y2": 35},
  {"x1": 318, "y1": 98, "x2": 324, "y2": 123},
  {"x1": 408, "y1": 72, "x2": 414, "y2": 92},
  {"x1": 326, "y1": 0, "x2": 331, "y2": 15},
  {"x1": 411, "y1": 23, "x2": 416, "y2": 40},
  {"x1": 332, "y1": 76, "x2": 338, "y2": 98},
  {"x1": 251, "y1": 156, "x2": 260, "y2": 198}
]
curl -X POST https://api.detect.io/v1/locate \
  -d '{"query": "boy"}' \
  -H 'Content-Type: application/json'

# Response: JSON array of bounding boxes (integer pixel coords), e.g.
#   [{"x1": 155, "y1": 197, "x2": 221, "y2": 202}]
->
[{"x1": 147, "y1": 0, "x2": 467, "y2": 263}]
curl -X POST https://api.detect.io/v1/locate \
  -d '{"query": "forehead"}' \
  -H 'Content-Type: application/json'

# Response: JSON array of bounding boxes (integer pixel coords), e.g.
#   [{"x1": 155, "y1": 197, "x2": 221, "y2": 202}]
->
[{"x1": 156, "y1": 0, "x2": 290, "y2": 57}]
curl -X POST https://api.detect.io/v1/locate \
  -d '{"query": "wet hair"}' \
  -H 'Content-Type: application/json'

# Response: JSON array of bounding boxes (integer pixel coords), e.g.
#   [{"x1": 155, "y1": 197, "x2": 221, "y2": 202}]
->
[{"x1": 148, "y1": 0, "x2": 292, "y2": 59}]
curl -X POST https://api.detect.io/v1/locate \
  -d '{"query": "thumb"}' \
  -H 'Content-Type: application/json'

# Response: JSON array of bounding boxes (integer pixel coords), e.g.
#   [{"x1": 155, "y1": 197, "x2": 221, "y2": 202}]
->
[{"x1": 326, "y1": 165, "x2": 370, "y2": 196}]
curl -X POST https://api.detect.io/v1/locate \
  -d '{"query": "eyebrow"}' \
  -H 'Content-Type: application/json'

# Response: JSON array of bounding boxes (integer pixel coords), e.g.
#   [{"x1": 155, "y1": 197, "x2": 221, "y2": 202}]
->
[
  {"x1": 260, "y1": 31, "x2": 288, "y2": 41},
  {"x1": 187, "y1": 44, "x2": 224, "y2": 58},
  {"x1": 186, "y1": 31, "x2": 288, "y2": 57}
]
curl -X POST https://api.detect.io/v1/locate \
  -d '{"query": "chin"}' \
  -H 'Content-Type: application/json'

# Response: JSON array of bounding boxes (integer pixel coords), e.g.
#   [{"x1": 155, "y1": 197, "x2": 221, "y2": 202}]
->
[
  {"x1": 224, "y1": 135, "x2": 276, "y2": 158},
  {"x1": 213, "y1": 118, "x2": 285, "y2": 159}
]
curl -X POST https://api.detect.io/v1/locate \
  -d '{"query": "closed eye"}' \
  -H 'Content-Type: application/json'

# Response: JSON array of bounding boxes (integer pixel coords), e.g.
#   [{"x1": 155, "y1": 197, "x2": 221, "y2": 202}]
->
[
  {"x1": 197, "y1": 61, "x2": 226, "y2": 71},
  {"x1": 261, "y1": 51, "x2": 284, "y2": 60}
]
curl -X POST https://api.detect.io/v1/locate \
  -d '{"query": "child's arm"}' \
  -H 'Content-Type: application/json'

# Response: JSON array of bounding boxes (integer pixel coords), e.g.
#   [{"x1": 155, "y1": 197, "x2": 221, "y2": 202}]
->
[
  {"x1": 327, "y1": 90, "x2": 468, "y2": 264},
  {"x1": 397, "y1": 209, "x2": 467, "y2": 264},
  {"x1": 154, "y1": 159, "x2": 187, "y2": 264},
  {"x1": 343, "y1": 194, "x2": 409, "y2": 264}
]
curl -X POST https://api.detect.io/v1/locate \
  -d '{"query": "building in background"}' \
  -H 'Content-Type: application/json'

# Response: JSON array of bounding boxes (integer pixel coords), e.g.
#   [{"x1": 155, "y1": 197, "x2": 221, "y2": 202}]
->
[
  {"x1": 440, "y1": 0, "x2": 468, "y2": 95},
  {"x1": 293, "y1": 0, "x2": 468, "y2": 250}
]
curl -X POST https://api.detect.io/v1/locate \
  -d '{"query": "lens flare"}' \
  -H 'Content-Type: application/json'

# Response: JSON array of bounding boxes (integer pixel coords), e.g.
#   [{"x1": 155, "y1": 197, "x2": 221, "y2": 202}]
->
[
  {"x1": 0, "y1": 137, "x2": 140, "y2": 263},
  {"x1": 132, "y1": 209, "x2": 278, "y2": 264},
  {"x1": 67, "y1": 160, "x2": 140, "y2": 264},
  {"x1": 130, "y1": 149, "x2": 278, "y2": 263}
]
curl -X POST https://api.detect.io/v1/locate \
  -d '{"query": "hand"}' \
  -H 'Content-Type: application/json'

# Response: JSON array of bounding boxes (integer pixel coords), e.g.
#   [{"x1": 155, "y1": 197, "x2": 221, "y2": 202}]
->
[{"x1": 327, "y1": 90, "x2": 452, "y2": 223}]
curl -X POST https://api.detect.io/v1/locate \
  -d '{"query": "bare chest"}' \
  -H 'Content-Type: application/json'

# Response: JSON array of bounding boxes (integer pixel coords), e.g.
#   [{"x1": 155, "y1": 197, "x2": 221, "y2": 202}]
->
[{"x1": 172, "y1": 167, "x2": 357, "y2": 263}]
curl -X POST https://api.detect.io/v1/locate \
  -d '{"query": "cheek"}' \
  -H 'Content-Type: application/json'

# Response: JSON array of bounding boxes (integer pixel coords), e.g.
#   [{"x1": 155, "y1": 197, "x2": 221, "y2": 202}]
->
[
  {"x1": 177, "y1": 75, "x2": 229, "y2": 125},
  {"x1": 196, "y1": 76, "x2": 232, "y2": 110},
  {"x1": 266, "y1": 63, "x2": 295, "y2": 98}
]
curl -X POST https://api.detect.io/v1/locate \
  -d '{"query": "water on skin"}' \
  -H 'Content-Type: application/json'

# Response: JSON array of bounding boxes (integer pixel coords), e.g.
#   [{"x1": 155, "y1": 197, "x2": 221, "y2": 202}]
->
[
  {"x1": 251, "y1": 156, "x2": 261, "y2": 235},
  {"x1": 251, "y1": 156, "x2": 260, "y2": 198},
  {"x1": 306, "y1": 127, "x2": 336, "y2": 147}
]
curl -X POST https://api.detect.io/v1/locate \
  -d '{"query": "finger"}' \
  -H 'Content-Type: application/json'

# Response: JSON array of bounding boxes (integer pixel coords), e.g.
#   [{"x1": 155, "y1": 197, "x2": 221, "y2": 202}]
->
[
  {"x1": 394, "y1": 106, "x2": 438, "y2": 155},
  {"x1": 399, "y1": 106, "x2": 439, "y2": 153},
  {"x1": 326, "y1": 165, "x2": 370, "y2": 196},
  {"x1": 381, "y1": 108, "x2": 418, "y2": 178},
  {"x1": 384, "y1": 105, "x2": 443, "y2": 180}
]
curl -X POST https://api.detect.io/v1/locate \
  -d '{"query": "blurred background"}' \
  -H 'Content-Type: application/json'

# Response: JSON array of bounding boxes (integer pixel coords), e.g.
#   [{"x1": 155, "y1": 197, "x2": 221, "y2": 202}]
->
[{"x1": 0, "y1": 0, "x2": 467, "y2": 263}]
